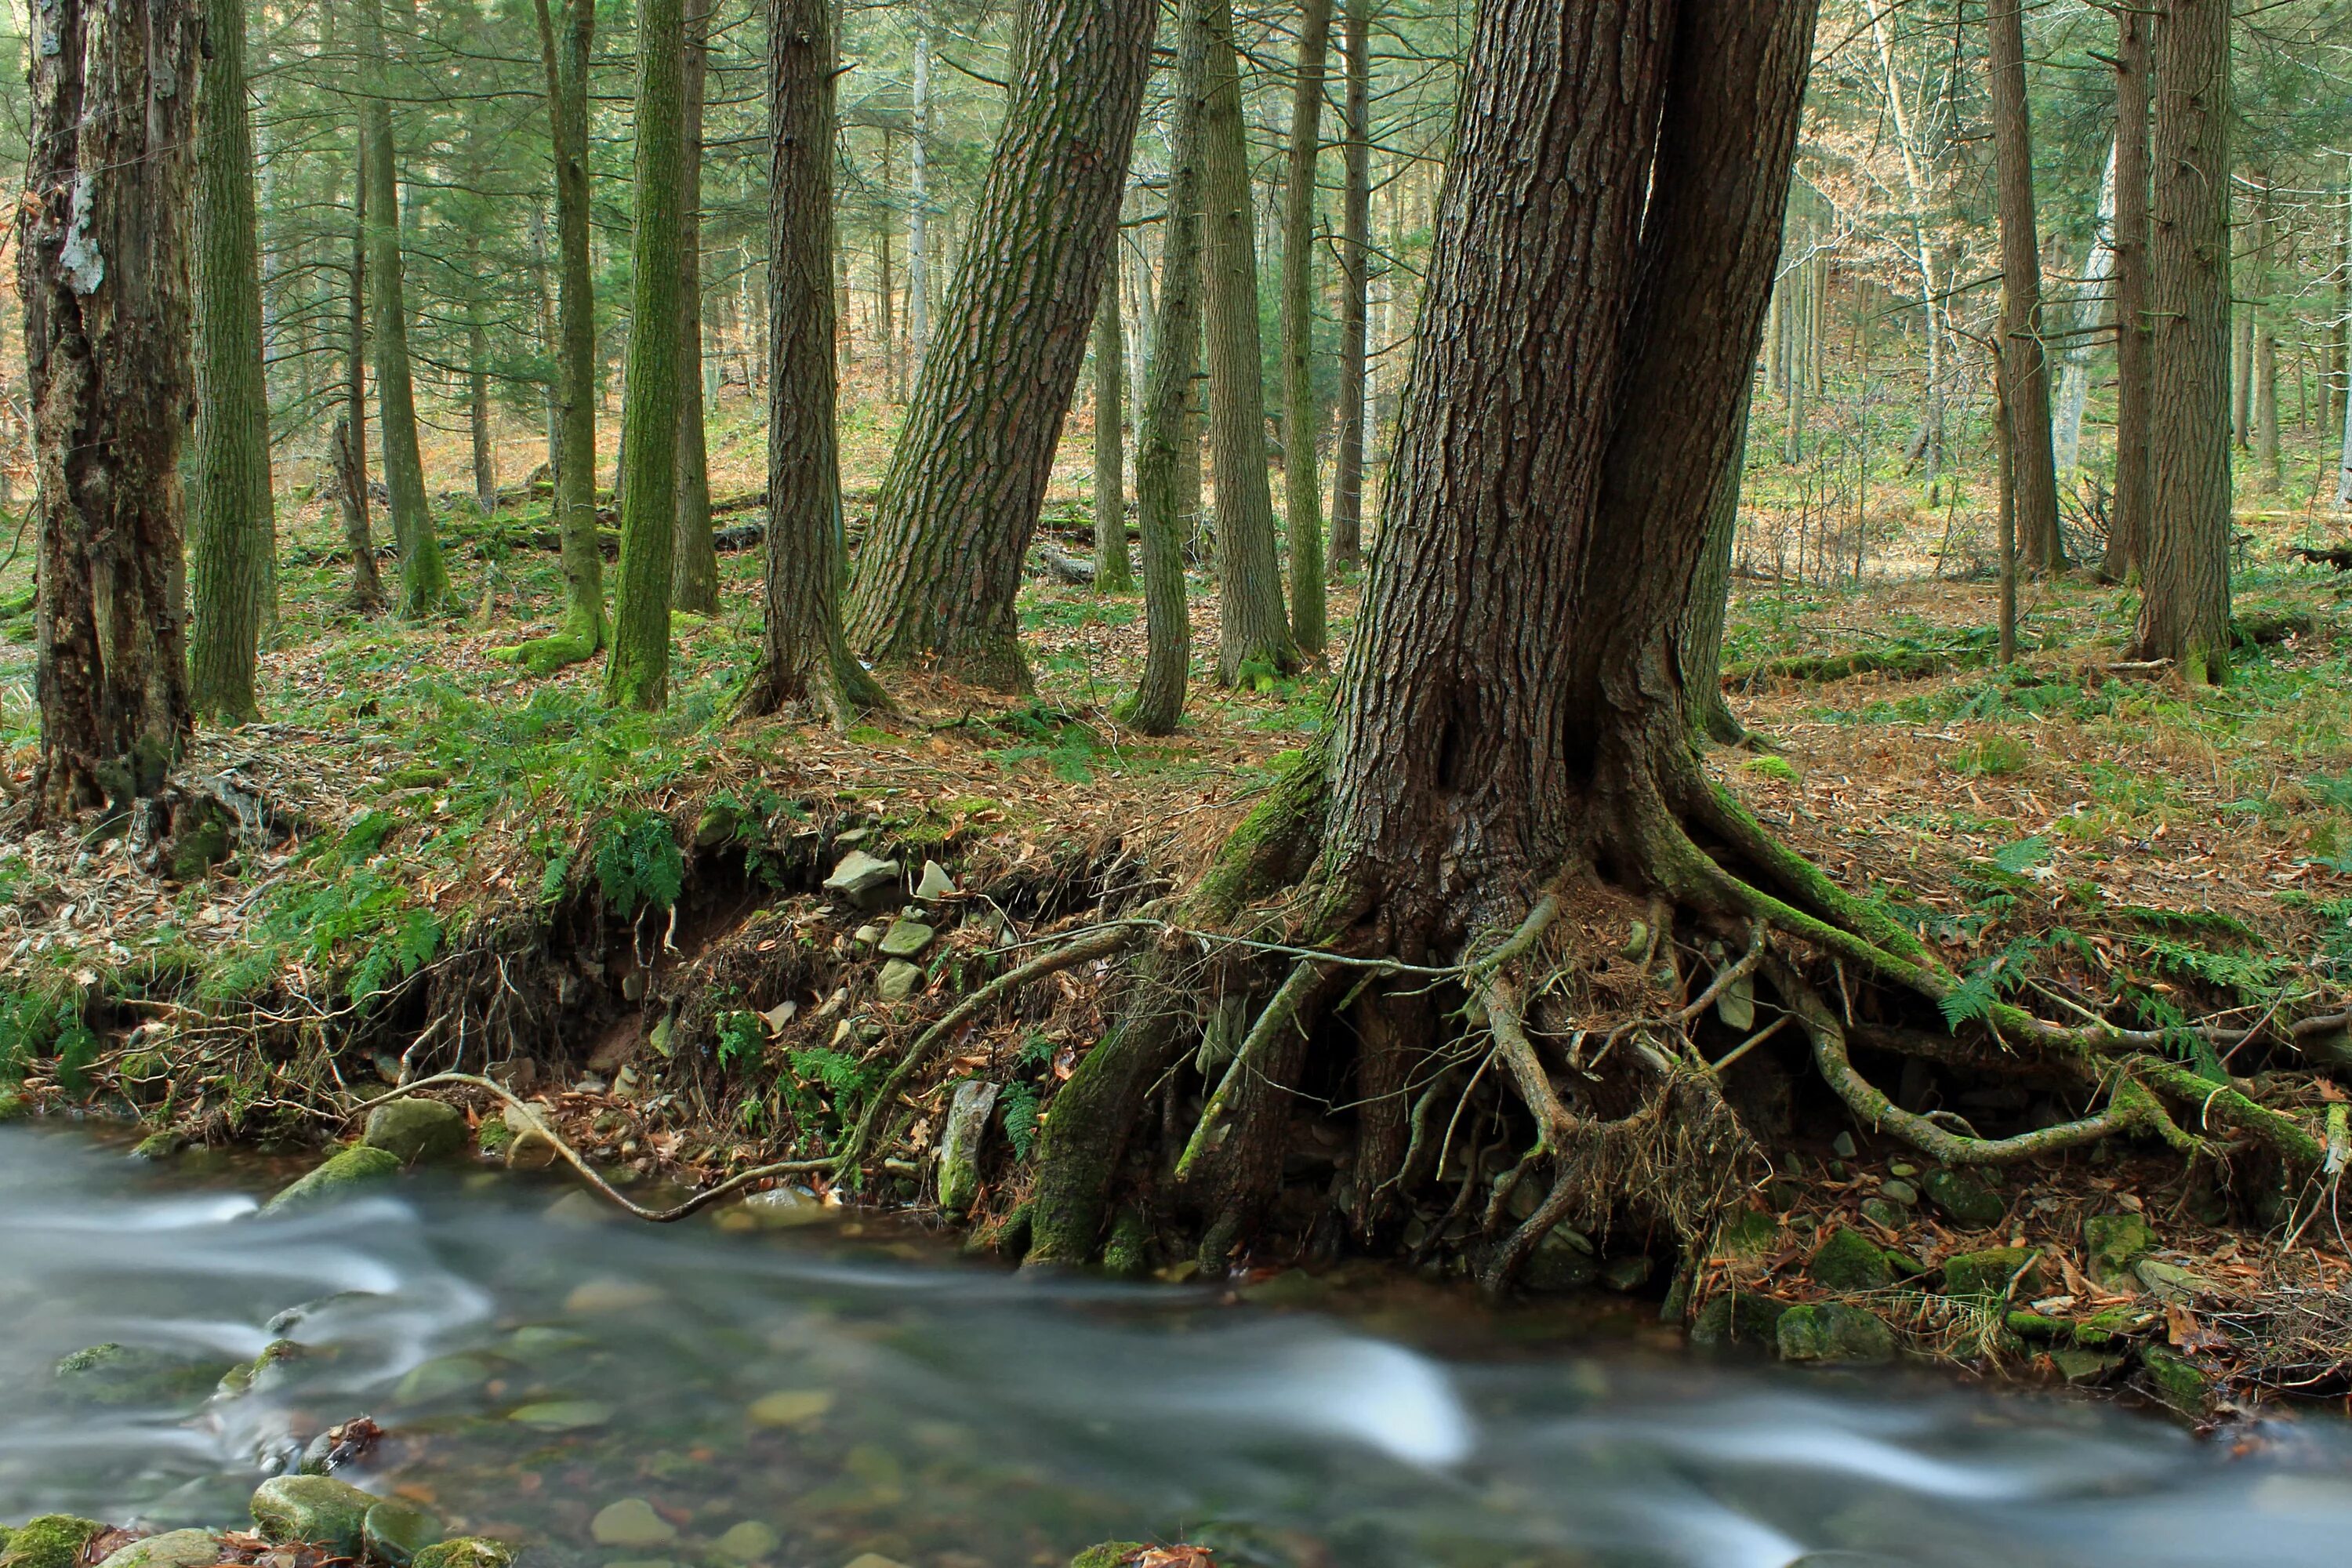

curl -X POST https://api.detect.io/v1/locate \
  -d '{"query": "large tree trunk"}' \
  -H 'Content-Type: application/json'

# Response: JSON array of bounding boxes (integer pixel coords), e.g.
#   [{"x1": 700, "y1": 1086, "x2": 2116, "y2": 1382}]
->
[
  {"x1": 909, "y1": 27, "x2": 931, "y2": 377},
  {"x1": 740, "y1": 0, "x2": 890, "y2": 723},
  {"x1": 1031, "y1": 0, "x2": 1825, "y2": 1272},
  {"x1": 1279, "y1": 0, "x2": 1333, "y2": 654},
  {"x1": 1092, "y1": 266, "x2": 1134, "y2": 591},
  {"x1": 2133, "y1": 0, "x2": 2233, "y2": 684},
  {"x1": 840, "y1": 0, "x2": 1156, "y2": 691},
  {"x1": 338, "y1": 102, "x2": 384, "y2": 614},
  {"x1": 1987, "y1": 0, "x2": 2065, "y2": 574},
  {"x1": 1327, "y1": 0, "x2": 1370, "y2": 577},
  {"x1": 2105, "y1": 7, "x2": 2152, "y2": 583},
  {"x1": 2051, "y1": 141, "x2": 2117, "y2": 485},
  {"x1": 22, "y1": 0, "x2": 203, "y2": 815},
  {"x1": 604, "y1": 0, "x2": 690, "y2": 710},
  {"x1": 358, "y1": 0, "x2": 449, "y2": 619},
  {"x1": 1120, "y1": 0, "x2": 1211, "y2": 737},
  {"x1": 191, "y1": 0, "x2": 276, "y2": 727},
  {"x1": 1682, "y1": 396, "x2": 1751, "y2": 746},
  {"x1": 1200, "y1": 0, "x2": 1297, "y2": 684},
  {"x1": 672, "y1": 0, "x2": 719, "y2": 616}
]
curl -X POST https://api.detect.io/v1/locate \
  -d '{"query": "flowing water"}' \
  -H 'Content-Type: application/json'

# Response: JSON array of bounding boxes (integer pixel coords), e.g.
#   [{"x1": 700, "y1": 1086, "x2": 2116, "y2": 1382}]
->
[{"x1": 5, "y1": 1123, "x2": 2352, "y2": 1568}]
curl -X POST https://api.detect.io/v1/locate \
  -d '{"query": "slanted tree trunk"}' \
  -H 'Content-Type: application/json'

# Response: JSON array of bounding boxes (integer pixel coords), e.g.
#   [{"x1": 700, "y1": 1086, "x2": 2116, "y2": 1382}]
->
[
  {"x1": 1031, "y1": 0, "x2": 1860, "y2": 1276},
  {"x1": 671, "y1": 0, "x2": 718, "y2": 616},
  {"x1": 1987, "y1": 0, "x2": 2065, "y2": 574},
  {"x1": 1279, "y1": 0, "x2": 1332, "y2": 654},
  {"x1": 191, "y1": 0, "x2": 276, "y2": 727},
  {"x1": 841, "y1": 0, "x2": 1156, "y2": 690},
  {"x1": 358, "y1": 0, "x2": 448, "y2": 618},
  {"x1": 604, "y1": 0, "x2": 690, "y2": 710},
  {"x1": 22, "y1": 0, "x2": 203, "y2": 815},
  {"x1": 739, "y1": 0, "x2": 890, "y2": 723},
  {"x1": 1327, "y1": 0, "x2": 1370, "y2": 576},
  {"x1": 1121, "y1": 0, "x2": 1210, "y2": 736},
  {"x1": 2133, "y1": 0, "x2": 2232, "y2": 684},
  {"x1": 507, "y1": 0, "x2": 605, "y2": 674},
  {"x1": 2106, "y1": 8, "x2": 2152, "y2": 582},
  {"x1": 1200, "y1": 0, "x2": 1297, "y2": 684},
  {"x1": 1092, "y1": 267, "x2": 1134, "y2": 590}
]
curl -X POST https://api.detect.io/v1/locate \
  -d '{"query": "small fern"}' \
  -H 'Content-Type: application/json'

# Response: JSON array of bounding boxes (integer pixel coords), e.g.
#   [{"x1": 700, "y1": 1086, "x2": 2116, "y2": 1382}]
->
[
  {"x1": 1000, "y1": 1080, "x2": 1042, "y2": 1161},
  {"x1": 593, "y1": 810, "x2": 684, "y2": 916}
]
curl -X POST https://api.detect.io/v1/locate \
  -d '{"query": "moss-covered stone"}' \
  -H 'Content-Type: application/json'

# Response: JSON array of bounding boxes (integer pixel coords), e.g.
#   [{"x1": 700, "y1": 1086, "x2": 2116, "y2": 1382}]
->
[
  {"x1": 1940, "y1": 1247, "x2": 2042, "y2": 1301},
  {"x1": 129, "y1": 1130, "x2": 184, "y2": 1160},
  {"x1": 261, "y1": 1144, "x2": 402, "y2": 1214},
  {"x1": 1102, "y1": 1207, "x2": 1151, "y2": 1279},
  {"x1": 0, "y1": 1094, "x2": 27, "y2": 1123},
  {"x1": 216, "y1": 1338, "x2": 307, "y2": 1398},
  {"x1": 1710, "y1": 1208, "x2": 1780, "y2": 1261},
  {"x1": 409, "y1": 1541, "x2": 513, "y2": 1568},
  {"x1": 2004, "y1": 1311, "x2": 2067, "y2": 1341},
  {"x1": 1809, "y1": 1226, "x2": 1893, "y2": 1292},
  {"x1": 2139, "y1": 1345, "x2": 2212, "y2": 1413},
  {"x1": 2073, "y1": 1304, "x2": 2156, "y2": 1349},
  {"x1": 2047, "y1": 1347, "x2": 2122, "y2": 1385},
  {"x1": 1688, "y1": 1289, "x2": 1790, "y2": 1348},
  {"x1": 166, "y1": 802, "x2": 235, "y2": 882},
  {"x1": 252, "y1": 1474, "x2": 376, "y2": 1556},
  {"x1": 0, "y1": 1517, "x2": 107, "y2": 1568},
  {"x1": 53, "y1": 1343, "x2": 227, "y2": 1408},
  {"x1": 92, "y1": 1531, "x2": 229, "y2": 1568},
  {"x1": 361, "y1": 1098, "x2": 470, "y2": 1163},
  {"x1": 1919, "y1": 1167, "x2": 2005, "y2": 1229},
  {"x1": 2082, "y1": 1211, "x2": 2156, "y2": 1289},
  {"x1": 1776, "y1": 1303, "x2": 1896, "y2": 1364},
  {"x1": 362, "y1": 1499, "x2": 444, "y2": 1566},
  {"x1": 1068, "y1": 1547, "x2": 1145, "y2": 1568}
]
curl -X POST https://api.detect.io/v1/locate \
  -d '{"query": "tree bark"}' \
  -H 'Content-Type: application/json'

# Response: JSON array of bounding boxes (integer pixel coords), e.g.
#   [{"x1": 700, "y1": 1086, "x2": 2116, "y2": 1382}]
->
[
  {"x1": 1279, "y1": 0, "x2": 1333, "y2": 654},
  {"x1": 339, "y1": 102, "x2": 384, "y2": 613},
  {"x1": 1092, "y1": 265, "x2": 1133, "y2": 590},
  {"x1": 2051, "y1": 140, "x2": 2117, "y2": 485},
  {"x1": 672, "y1": 0, "x2": 719, "y2": 615},
  {"x1": 1682, "y1": 395, "x2": 1751, "y2": 746},
  {"x1": 2251, "y1": 178, "x2": 2279, "y2": 494},
  {"x1": 909, "y1": 26, "x2": 931, "y2": 377},
  {"x1": 841, "y1": 0, "x2": 1157, "y2": 690},
  {"x1": 191, "y1": 0, "x2": 276, "y2": 726},
  {"x1": 604, "y1": 0, "x2": 690, "y2": 710},
  {"x1": 22, "y1": 0, "x2": 204, "y2": 815},
  {"x1": 358, "y1": 0, "x2": 448, "y2": 618},
  {"x1": 1987, "y1": 0, "x2": 2065, "y2": 574},
  {"x1": 466, "y1": 233, "x2": 496, "y2": 515},
  {"x1": 1200, "y1": 0, "x2": 1297, "y2": 684},
  {"x1": 2133, "y1": 0, "x2": 2232, "y2": 684},
  {"x1": 740, "y1": 0, "x2": 891, "y2": 723},
  {"x1": 2106, "y1": 7, "x2": 2151, "y2": 582},
  {"x1": 1327, "y1": 0, "x2": 1370, "y2": 576}
]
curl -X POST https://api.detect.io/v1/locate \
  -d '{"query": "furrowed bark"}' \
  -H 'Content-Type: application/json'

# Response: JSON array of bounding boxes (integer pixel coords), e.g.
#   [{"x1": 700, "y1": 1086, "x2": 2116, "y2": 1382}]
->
[
  {"x1": 672, "y1": 0, "x2": 719, "y2": 617},
  {"x1": 1987, "y1": 0, "x2": 2065, "y2": 575},
  {"x1": 1279, "y1": 0, "x2": 1332, "y2": 654},
  {"x1": 1327, "y1": 0, "x2": 1370, "y2": 576},
  {"x1": 2106, "y1": 8, "x2": 2151, "y2": 582},
  {"x1": 1093, "y1": 261, "x2": 1134, "y2": 591}
]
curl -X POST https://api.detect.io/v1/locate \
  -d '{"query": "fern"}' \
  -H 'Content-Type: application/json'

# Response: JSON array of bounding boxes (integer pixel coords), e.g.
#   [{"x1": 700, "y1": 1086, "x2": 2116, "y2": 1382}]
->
[
  {"x1": 1991, "y1": 836, "x2": 2049, "y2": 875},
  {"x1": 716, "y1": 1010, "x2": 764, "y2": 1073},
  {"x1": 1000, "y1": 1080, "x2": 1042, "y2": 1161},
  {"x1": 593, "y1": 810, "x2": 684, "y2": 915}
]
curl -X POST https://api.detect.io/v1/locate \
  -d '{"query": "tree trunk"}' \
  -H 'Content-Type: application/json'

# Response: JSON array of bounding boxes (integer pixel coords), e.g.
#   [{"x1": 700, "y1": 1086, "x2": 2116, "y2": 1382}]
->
[
  {"x1": 878, "y1": 140, "x2": 897, "y2": 398},
  {"x1": 1682, "y1": 395, "x2": 1751, "y2": 746},
  {"x1": 2232, "y1": 281, "x2": 2253, "y2": 447},
  {"x1": 1327, "y1": 0, "x2": 1370, "y2": 576},
  {"x1": 1987, "y1": 0, "x2": 2065, "y2": 574},
  {"x1": 1279, "y1": 0, "x2": 1333, "y2": 655},
  {"x1": 1200, "y1": 0, "x2": 1296, "y2": 684},
  {"x1": 467, "y1": 234, "x2": 496, "y2": 516},
  {"x1": 2251, "y1": 178, "x2": 2279, "y2": 494},
  {"x1": 2133, "y1": 0, "x2": 2232, "y2": 684},
  {"x1": 2051, "y1": 140, "x2": 2117, "y2": 484},
  {"x1": 840, "y1": 0, "x2": 1156, "y2": 691},
  {"x1": 603, "y1": 0, "x2": 690, "y2": 710},
  {"x1": 672, "y1": 0, "x2": 719, "y2": 615},
  {"x1": 358, "y1": 0, "x2": 448, "y2": 618},
  {"x1": 1122, "y1": 0, "x2": 1210, "y2": 736},
  {"x1": 516, "y1": 0, "x2": 605, "y2": 673},
  {"x1": 2106, "y1": 7, "x2": 2151, "y2": 582},
  {"x1": 909, "y1": 27, "x2": 931, "y2": 378},
  {"x1": 339, "y1": 118, "x2": 384, "y2": 613},
  {"x1": 1093, "y1": 266, "x2": 1134, "y2": 591},
  {"x1": 741, "y1": 0, "x2": 891, "y2": 723},
  {"x1": 22, "y1": 0, "x2": 203, "y2": 815},
  {"x1": 191, "y1": 0, "x2": 276, "y2": 727}
]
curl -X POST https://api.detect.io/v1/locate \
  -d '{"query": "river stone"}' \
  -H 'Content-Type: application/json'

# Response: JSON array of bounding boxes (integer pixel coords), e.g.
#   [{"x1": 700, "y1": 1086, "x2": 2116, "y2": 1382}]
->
[
  {"x1": 411, "y1": 1540, "x2": 514, "y2": 1568},
  {"x1": 823, "y1": 851, "x2": 901, "y2": 911},
  {"x1": 53, "y1": 1343, "x2": 227, "y2": 1408},
  {"x1": 710, "y1": 1523, "x2": 780, "y2": 1565},
  {"x1": 1876, "y1": 1178, "x2": 1918, "y2": 1206},
  {"x1": 394, "y1": 1352, "x2": 495, "y2": 1404},
  {"x1": 1689, "y1": 1289, "x2": 1789, "y2": 1348},
  {"x1": 263, "y1": 1144, "x2": 402, "y2": 1214},
  {"x1": 2139, "y1": 1345, "x2": 2212, "y2": 1412},
  {"x1": 2084, "y1": 1212, "x2": 2158, "y2": 1288},
  {"x1": 2048, "y1": 1347, "x2": 2122, "y2": 1385},
  {"x1": 1919, "y1": 1167, "x2": 2005, "y2": 1229},
  {"x1": 363, "y1": 1098, "x2": 469, "y2": 1163},
  {"x1": 915, "y1": 861, "x2": 957, "y2": 901},
  {"x1": 1775, "y1": 1303, "x2": 1896, "y2": 1365},
  {"x1": 1809, "y1": 1226, "x2": 1893, "y2": 1292},
  {"x1": 877, "y1": 919, "x2": 935, "y2": 960},
  {"x1": 0, "y1": 1518, "x2": 106, "y2": 1568},
  {"x1": 252, "y1": 1474, "x2": 376, "y2": 1556},
  {"x1": 747, "y1": 1388, "x2": 834, "y2": 1428},
  {"x1": 564, "y1": 1276, "x2": 664, "y2": 1314},
  {"x1": 509, "y1": 1399, "x2": 613, "y2": 1431},
  {"x1": 840, "y1": 1558, "x2": 910, "y2": 1568},
  {"x1": 590, "y1": 1501, "x2": 676, "y2": 1551},
  {"x1": 363, "y1": 1500, "x2": 445, "y2": 1567},
  {"x1": 935, "y1": 1080, "x2": 1000, "y2": 1218},
  {"x1": 876, "y1": 960, "x2": 924, "y2": 1004},
  {"x1": 1941, "y1": 1247, "x2": 2042, "y2": 1301},
  {"x1": 1523, "y1": 1228, "x2": 1599, "y2": 1293},
  {"x1": 93, "y1": 1531, "x2": 227, "y2": 1568},
  {"x1": 1859, "y1": 1198, "x2": 1908, "y2": 1231},
  {"x1": 1599, "y1": 1254, "x2": 1654, "y2": 1292},
  {"x1": 734, "y1": 1187, "x2": 833, "y2": 1229},
  {"x1": 217, "y1": 1338, "x2": 307, "y2": 1397},
  {"x1": 2134, "y1": 1258, "x2": 2216, "y2": 1304}
]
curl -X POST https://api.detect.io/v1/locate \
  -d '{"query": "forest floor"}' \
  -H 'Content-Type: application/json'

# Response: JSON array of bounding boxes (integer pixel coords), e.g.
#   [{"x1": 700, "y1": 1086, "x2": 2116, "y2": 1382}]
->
[{"x1": 9, "y1": 405, "x2": 2352, "y2": 1419}]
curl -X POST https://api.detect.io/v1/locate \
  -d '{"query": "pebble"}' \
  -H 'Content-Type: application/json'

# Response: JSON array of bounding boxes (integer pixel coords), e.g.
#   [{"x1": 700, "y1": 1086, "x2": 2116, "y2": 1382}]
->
[
  {"x1": 710, "y1": 1523, "x2": 781, "y2": 1565},
  {"x1": 590, "y1": 1500, "x2": 677, "y2": 1551},
  {"x1": 747, "y1": 1388, "x2": 835, "y2": 1428},
  {"x1": 1878, "y1": 1179, "x2": 1918, "y2": 1205},
  {"x1": 508, "y1": 1399, "x2": 613, "y2": 1431}
]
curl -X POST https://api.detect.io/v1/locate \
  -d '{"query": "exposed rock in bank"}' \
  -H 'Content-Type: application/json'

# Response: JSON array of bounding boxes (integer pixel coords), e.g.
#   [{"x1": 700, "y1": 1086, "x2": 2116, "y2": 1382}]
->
[
  {"x1": 362, "y1": 1098, "x2": 470, "y2": 1163},
  {"x1": 0, "y1": 1517, "x2": 106, "y2": 1568},
  {"x1": 1776, "y1": 1303, "x2": 1896, "y2": 1365},
  {"x1": 261, "y1": 1145, "x2": 401, "y2": 1214}
]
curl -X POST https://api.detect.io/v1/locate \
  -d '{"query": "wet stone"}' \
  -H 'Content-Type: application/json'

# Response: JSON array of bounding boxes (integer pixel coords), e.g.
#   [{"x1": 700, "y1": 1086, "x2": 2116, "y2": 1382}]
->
[
  {"x1": 362, "y1": 1499, "x2": 445, "y2": 1567},
  {"x1": 1809, "y1": 1226, "x2": 1893, "y2": 1293},
  {"x1": 252, "y1": 1474, "x2": 376, "y2": 1557},
  {"x1": 361, "y1": 1098, "x2": 469, "y2": 1163},
  {"x1": 748, "y1": 1388, "x2": 835, "y2": 1428},
  {"x1": 411, "y1": 1540, "x2": 514, "y2": 1568},
  {"x1": 394, "y1": 1353, "x2": 495, "y2": 1405},
  {"x1": 93, "y1": 1531, "x2": 227, "y2": 1568},
  {"x1": 1920, "y1": 1167, "x2": 2006, "y2": 1229},
  {"x1": 877, "y1": 919, "x2": 935, "y2": 960},
  {"x1": 509, "y1": 1399, "x2": 613, "y2": 1431},
  {"x1": 262, "y1": 1144, "x2": 402, "y2": 1214},
  {"x1": 877, "y1": 960, "x2": 924, "y2": 1004},
  {"x1": 710, "y1": 1523, "x2": 781, "y2": 1565},
  {"x1": 1775, "y1": 1303, "x2": 1895, "y2": 1365},
  {"x1": 590, "y1": 1501, "x2": 677, "y2": 1551},
  {"x1": 1689, "y1": 1290, "x2": 1790, "y2": 1348},
  {"x1": 935, "y1": 1080, "x2": 1000, "y2": 1218}
]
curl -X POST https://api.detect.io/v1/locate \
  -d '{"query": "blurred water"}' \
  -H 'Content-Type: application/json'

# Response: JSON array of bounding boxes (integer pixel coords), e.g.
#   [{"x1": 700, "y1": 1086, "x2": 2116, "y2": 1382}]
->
[{"x1": 4, "y1": 1122, "x2": 2349, "y2": 1568}]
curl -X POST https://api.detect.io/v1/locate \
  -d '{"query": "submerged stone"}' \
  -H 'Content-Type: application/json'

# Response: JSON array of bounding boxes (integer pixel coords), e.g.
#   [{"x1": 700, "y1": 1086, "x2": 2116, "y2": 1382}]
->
[
  {"x1": 362, "y1": 1098, "x2": 469, "y2": 1163},
  {"x1": 53, "y1": 1343, "x2": 227, "y2": 1408},
  {"x1": 1688, "y1": 1289, "x2": 1790, "y2": 1348},
  {"x1": 710, "y1": 1522, "x2": 781, "y2": 1565},
  {"x1": 747, "y1": 1388, "x2": 834, "y2": 1428},
  {"x1": 0, "y1": 1518, "x2": 107, "y2": 1568},
  {"x1": 508, "y1": 1399, "x2": 612, "y2": 1431},
  {"x1": 590, "y1": 1500, "x2": 676, "y2": 1551},
  {"x1": 1809, "y1": 1226, "x2": 1893, "y2": 1293},
  {"x1": 252, "y1": 1474, "x2": 376, "y2": 1556},
  {"x1": 2082, "y1": 1211, "x2": 2158, "y2": 1289},
  {"x1": 216, "y1": 1338, "x2": 307, "y2": 1398},
  {"x1": 1776, "y1": 1303, "x2": 1896, "y2": 1365},
  {"x1": 362, "y1": 1499, "x2": 445, "y2": 1567},
  {"x1": 1919, "y1": 1167, "x2": 2005, "y2": 1229},
  {"x1": 262, "y1": 1144, "x2": 402, "y2": 1214}
]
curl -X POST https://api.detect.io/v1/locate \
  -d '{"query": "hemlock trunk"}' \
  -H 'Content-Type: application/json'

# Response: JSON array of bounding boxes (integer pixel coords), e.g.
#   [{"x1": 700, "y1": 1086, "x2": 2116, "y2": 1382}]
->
[
  {"x1": 1987, "y1": 0, "x2": 2065, "y2": 575},
  {"x1": 1279, "y1": 0, "x2": 1333, "y2": 654},
  {"x1": 842, "y1": 0, "x2": 1158, "y2": 691},
  {"x1": 672, "y1": 0, "x2": 719, "y2": 618},
  {"x1": 2106, "y1": 9, "x2": 2152, "y2": 583},
  {"x1": 1327, "y1": 0, "x2": 1370, "y2": 576},
  {"x1": 1094, "y1": 267, "x2": 1134, "y2": 592}
]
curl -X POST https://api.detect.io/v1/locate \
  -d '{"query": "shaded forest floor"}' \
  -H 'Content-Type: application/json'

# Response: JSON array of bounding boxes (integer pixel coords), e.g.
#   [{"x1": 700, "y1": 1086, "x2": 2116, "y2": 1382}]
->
[{"x1": 11, "y1": 415, "x2": 2352, "y2": 1417}]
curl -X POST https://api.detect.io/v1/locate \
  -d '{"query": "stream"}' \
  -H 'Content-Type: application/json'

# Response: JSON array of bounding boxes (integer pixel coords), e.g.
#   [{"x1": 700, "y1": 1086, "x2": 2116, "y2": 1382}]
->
[{"x1": 5, "y1": 1122, "x2": 2351, "y2": 1568}]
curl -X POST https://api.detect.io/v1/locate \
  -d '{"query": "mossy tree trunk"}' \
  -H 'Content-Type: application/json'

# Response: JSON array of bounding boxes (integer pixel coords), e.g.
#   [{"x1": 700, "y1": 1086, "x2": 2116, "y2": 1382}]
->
[
  {"x1": 1092, "y1": 266, "x2": 1134, "y2": 591},
  {"x1": 671, "y1": 0, "x2": 719, "y2": 617},
  {"x1": 2104, "y1": 6, "x2": 2151, "y2": 583},
  {"x1": 358, "y1": 0, "x2": 448, "y2": 619},
  {"x1": 1987, "y1": 0, "x2": 2065, "y2": 575},
  {"x1": 191, "y1": 0, "x2": 277, "y2": 726},
  {"x1": 1279, "y1": 0, "x2": 1332, "y2": 654},
  {"x1": 1327, "y1": 0, "x2": 1370, "y2": 576},
  {"x1": 603, "y1": 0, "x2": 690, "y2": 710},
  {"x1": 842, "y1": 0, "x2": 1158, "y2": 691},
  {"x1": 2133, "y1": 0, "x2": 2232, "y2": 684},
  {"x1": 739, "y1": 0, "x2": 891, "y2": 723},
  {"x1": 1200, "y1": 0, "x2": 1297, "y2": 684},
  {"x1": 22, "y1": 0, "x2": 204, "y2": 815}
]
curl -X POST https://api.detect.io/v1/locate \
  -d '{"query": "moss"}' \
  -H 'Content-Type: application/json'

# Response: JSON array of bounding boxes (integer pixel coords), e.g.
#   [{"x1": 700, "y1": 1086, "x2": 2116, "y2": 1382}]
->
[
  {"x1": 260, "y1": 1144, "x2": 402, "y2": 1214},
  {"x1": 0, "y1": 1094, "x2": 27, "y2": 1123},
  {"x1": 410, "y1": 1541, "x2": 514, "y2": 1568},
  {"x1": 0, "y1": 1516, "x2": 106, "y2": 1568},
  {"x1": 216, "y1": 1338, "x2": 307, "y2": 1398},
  {"x1": 1776, "y1": 1302, "x2": 1896, "y2": 1364},
  {"x1": 1940, "y1": 1247, "x2": 2042, "y2": 1302},
  {"x1": 168, "y1": 808, "x2": 234, "y2": 883},
  {"x1": 2072, "y1": 1304, "x2": 2155, "y2": 1349},
  {"x1": 1068, "y1": 1547, "x2": 1146, "y2": 1568},
  {"x1": 2139, "y1": 1345, "x2": 2212, "y2": 1413},
  {"x1": 53, "y1": 1343, "x2": 227, "y2": 1407},
  {"x1": 1101, "y1": 1207, "x2": 1151, "y2": 1279},
  {"x1": 1689, "y1": 1288, "x2": 1790, "y2": 1348},
  {"x1": 490, "y1": 628, "x2": 598, "y2": 677},
  {"x1": 1809, "y1": 1225, "x2": 1893, "y2": 1292},
  {"x1": 2004, "y1": 1311, "x2": 2067, "y2": 1341}
]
